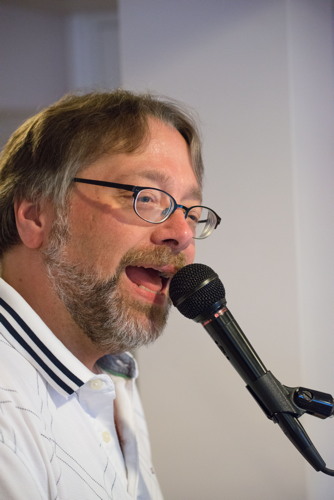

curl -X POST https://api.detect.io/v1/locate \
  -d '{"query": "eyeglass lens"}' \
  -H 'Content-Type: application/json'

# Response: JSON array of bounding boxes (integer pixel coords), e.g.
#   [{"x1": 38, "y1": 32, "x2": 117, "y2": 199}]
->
[{"x1": 134, "y1": 188, "x2": 216, "y2": 239}]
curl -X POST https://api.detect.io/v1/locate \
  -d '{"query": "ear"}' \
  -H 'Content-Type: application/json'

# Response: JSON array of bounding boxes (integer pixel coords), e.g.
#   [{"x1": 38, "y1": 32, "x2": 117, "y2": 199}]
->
[{"x1": 14, "y1": 199, "x2": 52, "y2": 249}]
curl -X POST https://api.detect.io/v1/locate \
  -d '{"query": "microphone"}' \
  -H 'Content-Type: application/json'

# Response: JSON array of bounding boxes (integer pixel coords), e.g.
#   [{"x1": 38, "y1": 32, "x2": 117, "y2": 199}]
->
[{"x1": 169, "y1": 263, "x2": 328, "y2": 473}]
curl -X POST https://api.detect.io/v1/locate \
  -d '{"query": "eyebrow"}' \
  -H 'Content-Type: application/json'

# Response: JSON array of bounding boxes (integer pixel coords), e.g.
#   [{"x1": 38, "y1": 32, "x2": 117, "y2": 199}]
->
[{"x1": 131, "y1": 169, "x2": 202, "y2": 203}]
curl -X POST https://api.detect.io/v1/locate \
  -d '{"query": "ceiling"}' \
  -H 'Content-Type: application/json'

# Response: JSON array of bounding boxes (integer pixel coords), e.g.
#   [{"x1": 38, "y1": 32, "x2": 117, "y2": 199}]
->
[{"x1": 1, "y1": 0, "x2": 117, "y2": 14}]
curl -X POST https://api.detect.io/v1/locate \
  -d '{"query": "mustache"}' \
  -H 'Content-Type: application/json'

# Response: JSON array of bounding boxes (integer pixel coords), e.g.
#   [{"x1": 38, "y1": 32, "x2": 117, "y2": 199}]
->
[{"x1": 114, "y1": 246, "x2": 187, "y2": 281}]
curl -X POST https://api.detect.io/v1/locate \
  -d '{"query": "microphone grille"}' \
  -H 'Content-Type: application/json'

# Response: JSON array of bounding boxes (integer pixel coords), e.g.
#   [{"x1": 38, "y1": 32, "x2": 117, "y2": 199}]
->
[{"x1": 169, "y1": 263, "x2": 225, "y2": 320}]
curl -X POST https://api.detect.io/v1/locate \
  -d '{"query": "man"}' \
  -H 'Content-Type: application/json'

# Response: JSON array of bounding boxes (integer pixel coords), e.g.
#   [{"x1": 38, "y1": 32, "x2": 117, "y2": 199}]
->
[{"x1": 0, "y1": 90, "x2": 220, "y2": 499}]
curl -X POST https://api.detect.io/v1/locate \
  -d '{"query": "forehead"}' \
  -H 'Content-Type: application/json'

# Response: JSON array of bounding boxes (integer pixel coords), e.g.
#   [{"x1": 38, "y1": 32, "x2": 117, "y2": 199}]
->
[{"x1": 80, "y1": 117, "x2": 202, "y2": 201}]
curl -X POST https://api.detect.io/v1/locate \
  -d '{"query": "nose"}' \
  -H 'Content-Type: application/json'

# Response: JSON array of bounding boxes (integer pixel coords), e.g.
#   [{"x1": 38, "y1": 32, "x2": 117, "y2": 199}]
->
[{"x1": 150, "y1": 208, "x2": 194, "y2": 252}]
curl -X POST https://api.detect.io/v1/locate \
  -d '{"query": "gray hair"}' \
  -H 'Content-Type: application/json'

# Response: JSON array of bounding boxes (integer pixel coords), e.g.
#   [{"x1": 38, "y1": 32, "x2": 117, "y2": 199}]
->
[{"x1": 0, "y1": 89, "x2": 204, "y2": 256}]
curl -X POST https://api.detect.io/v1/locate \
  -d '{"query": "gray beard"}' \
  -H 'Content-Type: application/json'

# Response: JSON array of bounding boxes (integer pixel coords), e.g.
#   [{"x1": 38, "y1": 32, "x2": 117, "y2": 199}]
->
[{"x1": 42, "y1": 215, "x2": 185, "y2": 353}]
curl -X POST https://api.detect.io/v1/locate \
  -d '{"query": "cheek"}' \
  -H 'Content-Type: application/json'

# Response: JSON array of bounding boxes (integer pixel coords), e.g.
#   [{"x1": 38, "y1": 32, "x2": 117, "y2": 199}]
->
[
  {"x1": 64, "y1": 214, "x2": 137, "y2": 272},
  {"x1": 185, "y1": 241, "x2": 196, "y2": 265}
]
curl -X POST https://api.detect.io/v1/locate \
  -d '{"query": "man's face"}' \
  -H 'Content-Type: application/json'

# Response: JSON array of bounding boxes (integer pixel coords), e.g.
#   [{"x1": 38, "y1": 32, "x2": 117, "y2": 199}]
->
[{"x1": 44, "y1": 117, "x2": 201, "y2": 354}]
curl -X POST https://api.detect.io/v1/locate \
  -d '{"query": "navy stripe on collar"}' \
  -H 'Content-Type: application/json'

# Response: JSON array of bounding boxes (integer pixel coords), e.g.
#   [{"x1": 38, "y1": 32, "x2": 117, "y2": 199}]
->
[{"x1": 0, "y1": 298, "x2": 83, "y2": 395}]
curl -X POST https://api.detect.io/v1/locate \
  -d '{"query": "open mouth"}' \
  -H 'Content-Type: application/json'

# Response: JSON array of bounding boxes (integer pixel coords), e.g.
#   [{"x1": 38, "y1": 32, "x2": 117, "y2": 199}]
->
[{"x1": 125, "y1": 265, "x2": 172, "y2": 295}]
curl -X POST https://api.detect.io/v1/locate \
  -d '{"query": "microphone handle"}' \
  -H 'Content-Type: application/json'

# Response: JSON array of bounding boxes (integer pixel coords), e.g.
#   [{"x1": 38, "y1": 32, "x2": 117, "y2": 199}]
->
[
  {"x1": 200, "y1": 306, "x2": 267, "y2": 384},
  {"x1": 200, "y1": 307, "x2": 297, "y2": 416}
]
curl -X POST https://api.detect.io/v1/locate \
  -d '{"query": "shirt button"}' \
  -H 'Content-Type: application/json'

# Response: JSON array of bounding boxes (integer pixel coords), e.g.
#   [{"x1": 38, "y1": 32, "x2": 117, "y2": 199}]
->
[
  {"x1": 102, "y1": 431, "x2": 111, "y2": 443},
  {"x1": 89, "y1": 378, "x2": 104, "y2": 390}
]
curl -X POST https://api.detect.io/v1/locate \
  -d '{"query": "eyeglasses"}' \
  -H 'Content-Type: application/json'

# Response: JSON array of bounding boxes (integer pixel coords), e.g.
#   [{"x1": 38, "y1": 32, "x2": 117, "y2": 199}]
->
[{"x1": 73, "y1": 178, "x2": 221, "y2": 239}]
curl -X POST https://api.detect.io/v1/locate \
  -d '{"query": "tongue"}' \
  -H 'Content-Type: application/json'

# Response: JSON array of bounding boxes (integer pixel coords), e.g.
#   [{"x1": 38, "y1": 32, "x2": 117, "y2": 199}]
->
[{"x1": 126, "y1": 266, "x2": 163, "y2": 292}]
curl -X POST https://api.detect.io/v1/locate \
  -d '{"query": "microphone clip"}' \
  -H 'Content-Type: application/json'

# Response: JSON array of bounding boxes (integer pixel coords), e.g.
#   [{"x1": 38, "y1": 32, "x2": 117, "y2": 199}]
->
[
  {"x1": 292, "y1": 386, "x2": 334, "y2": 419},
  {"x1": 247, "y1": 372, "x2": 334, "y2": 421},
  {"x1": 246, "y1": 371, "x2": 302, "y2": 421}
]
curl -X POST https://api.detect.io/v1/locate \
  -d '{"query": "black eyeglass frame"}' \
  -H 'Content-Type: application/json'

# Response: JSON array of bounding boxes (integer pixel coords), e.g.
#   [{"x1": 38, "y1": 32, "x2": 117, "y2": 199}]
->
[{"x1": 72, "y1": 177, "x2": 221, "y2": 238}]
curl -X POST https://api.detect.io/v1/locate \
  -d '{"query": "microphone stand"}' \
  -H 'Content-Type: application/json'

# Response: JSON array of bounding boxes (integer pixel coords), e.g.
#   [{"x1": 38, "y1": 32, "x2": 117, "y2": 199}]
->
[{"x1": 246, "y1": 372, "x2": 334, "y2": 475}]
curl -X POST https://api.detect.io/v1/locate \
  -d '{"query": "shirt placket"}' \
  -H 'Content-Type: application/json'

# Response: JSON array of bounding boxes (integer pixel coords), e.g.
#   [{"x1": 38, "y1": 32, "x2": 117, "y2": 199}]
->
[
  {"x1": 111, "y1": 374, "x2": 139, "y2": 498},
  {"x1": 77, "y1": 375, "x2": 129, "y2": 492}
]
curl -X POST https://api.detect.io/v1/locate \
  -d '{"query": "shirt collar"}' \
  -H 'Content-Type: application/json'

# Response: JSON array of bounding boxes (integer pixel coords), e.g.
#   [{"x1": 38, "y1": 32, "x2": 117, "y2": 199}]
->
[{"x1": 0, "y1": 278, "x2": 137, "y2": 398}]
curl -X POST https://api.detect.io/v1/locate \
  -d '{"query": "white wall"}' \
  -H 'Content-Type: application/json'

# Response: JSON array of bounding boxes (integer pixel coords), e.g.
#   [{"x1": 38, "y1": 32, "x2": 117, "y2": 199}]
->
[
  {"x1": 0, "y1": 5, "x2": 68, "y2": 108},
  {"x1": 0, "y1": 4, "x2": 119, "y2": 146},
  {"x1": 119, "y1": 0, "x2": 334, "y2": 498},
  {"x1": 67, "y1": 10, "x2": 120, "y2": 91},
  {"x1": 0, "y1": 4, "x2": 68, "y2": 146},
  {"x1": 288, "y1": 0, "x2": 334, "y2": 497}
]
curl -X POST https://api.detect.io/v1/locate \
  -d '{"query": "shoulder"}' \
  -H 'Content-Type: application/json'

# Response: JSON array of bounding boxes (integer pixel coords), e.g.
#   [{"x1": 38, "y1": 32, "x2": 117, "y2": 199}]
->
[
  {"x1": 0, "y1": 333, "x2": 52, "y2": 429},
  {"x1": 0, "y1": 332, "x2": 40, "y2": 392}
]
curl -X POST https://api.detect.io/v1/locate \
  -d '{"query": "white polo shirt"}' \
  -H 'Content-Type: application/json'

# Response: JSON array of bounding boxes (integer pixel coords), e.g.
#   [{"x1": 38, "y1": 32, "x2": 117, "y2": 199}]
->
[{"x1": 0, "y1": 278, "x2": 163, "y2": 499}]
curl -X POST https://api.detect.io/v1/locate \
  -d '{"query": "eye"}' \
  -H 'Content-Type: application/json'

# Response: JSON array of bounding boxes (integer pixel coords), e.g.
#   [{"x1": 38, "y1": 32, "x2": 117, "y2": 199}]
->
[
  {"x1": 188, "y1": 213, "x2": 199, "y2": 223},
  {"x1": 138, "y1": 194, "x2": 155, "y2": 204},
  {"x1": 137, "y1": 190, "x2": 160, "y2": 206},
  {"x1": 187, "y1": 207, "x2": 202, "y2": 224}
]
